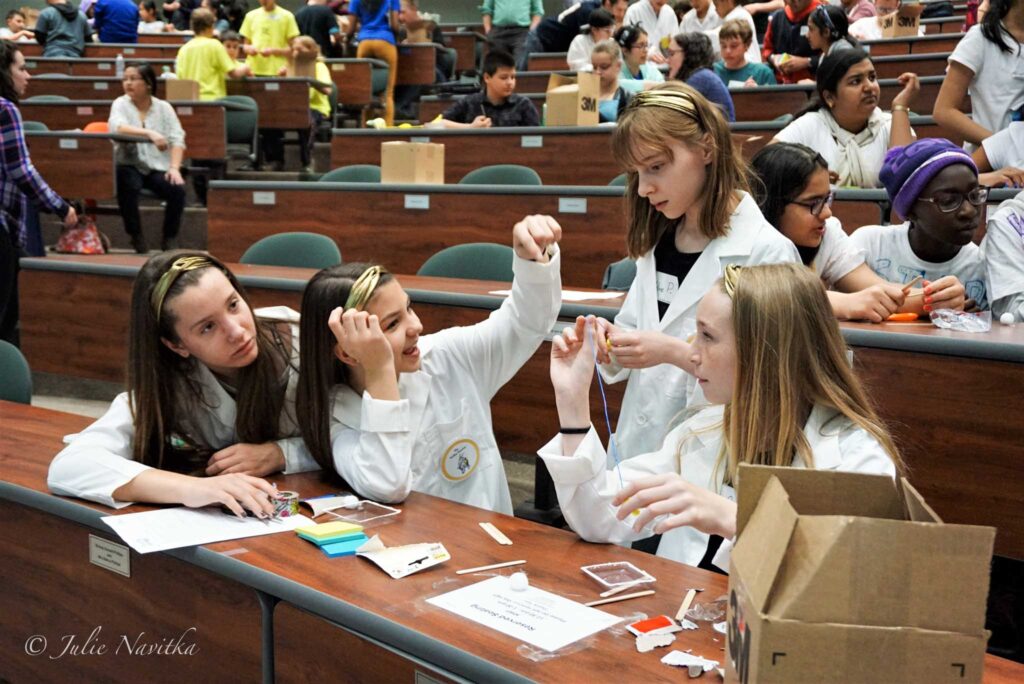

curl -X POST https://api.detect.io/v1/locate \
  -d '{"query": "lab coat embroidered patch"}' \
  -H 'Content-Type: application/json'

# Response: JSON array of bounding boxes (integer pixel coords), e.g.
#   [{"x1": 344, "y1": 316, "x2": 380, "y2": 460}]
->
[{"x1": 441, "y1": 439, "x2": 480, "y2": 481}]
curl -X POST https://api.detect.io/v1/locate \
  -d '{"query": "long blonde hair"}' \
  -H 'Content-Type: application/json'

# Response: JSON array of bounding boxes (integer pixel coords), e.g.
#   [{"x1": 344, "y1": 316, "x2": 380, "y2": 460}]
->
[
  {"x1": 710, "y1": 263, "x2": 902, "y2": 484},
  {"x1": 611, "y1": 82, "x2": 749, "y2": 259}
]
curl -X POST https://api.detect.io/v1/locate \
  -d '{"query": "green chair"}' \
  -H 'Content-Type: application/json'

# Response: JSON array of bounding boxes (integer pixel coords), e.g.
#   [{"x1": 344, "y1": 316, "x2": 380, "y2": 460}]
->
[
  {"x1": 218, "y1": 95, "x2": 259, "y2": 164},
  {"x1": 601, "y1": 257, "x2": 636, "y2": 291},
  {"x1": 417, "y1": 243, "x2": 514, "y2": 282},
  {"x1": 319, "y1": 165, "x2": 381, "y2": 183},
  {"x1": 23, "y1": 94, "x2": 69, "y2": 103},
  {"x1": 458, "y1": 164, "x2": 542, "y2": 186},
  {"x1": 22, "y1": 121, "x2": 49, "y2": 132},
  {"x1": 240, "y1": 232, "x2": 342, "y2": 269},
  {"x1": 608, "y1": 173, "x2": 627, "y2": 187},
  {"x1": 0, "y1": 340, "x2": 32, "y2": 404}
]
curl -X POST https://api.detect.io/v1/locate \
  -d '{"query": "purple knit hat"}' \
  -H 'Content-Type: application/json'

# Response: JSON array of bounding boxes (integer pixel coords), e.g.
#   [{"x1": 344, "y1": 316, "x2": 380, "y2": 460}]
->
[{"x1": 879, "y1": 138, "x2": 978, "y2": 221}]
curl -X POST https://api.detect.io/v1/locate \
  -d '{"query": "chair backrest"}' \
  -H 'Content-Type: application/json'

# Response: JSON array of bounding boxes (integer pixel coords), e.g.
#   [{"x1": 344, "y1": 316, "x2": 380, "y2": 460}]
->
[
  {"x1": 0, "y1": 340, "x2": 32, "y2": 404},
  {"x1": 417, "y1": 242, "x2": 514, "y2": 282},
  {"x1": 318, "y1": 164, "x2": 381, "y2": 183},
  {"x1": 601, "y1": 257, "x2": 636, "y2": 291},
  {"x1": 219, "y1": 95, "x2": 259, "y2": 145},
  {"x1": 22, "y1": 121, "x2": 49, "y2": 132},
  {"x1": 370, "y1": 64, "x2": 390, "y2": 96},
  {"x1": 608, "y1": 173, "x2": 626, "y2": 187},
  {"x1": 240, "y1": 232, "x2": 342, "y2": 269},
  {"x1": 458, "y1": 164, "x2": 542, "y2": 186},
  {"x1": 23, "y1": 94, "x2": 70, "y2": 102},
  {"x1": 83, "y1": 121, "x2": 108, "y2": 133}
]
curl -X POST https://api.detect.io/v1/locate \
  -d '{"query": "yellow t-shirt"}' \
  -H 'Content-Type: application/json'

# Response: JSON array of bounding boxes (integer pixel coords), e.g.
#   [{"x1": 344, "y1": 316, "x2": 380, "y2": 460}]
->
[
  {"x1": 309, "y1": 61, "x2": 332, "y2": 118},
  {"x1": 175, "y1": 36, "x2": 236, "y2": 101},
  {"x1": 240, "y1": 6, "x2": 300, "y2": 76}
]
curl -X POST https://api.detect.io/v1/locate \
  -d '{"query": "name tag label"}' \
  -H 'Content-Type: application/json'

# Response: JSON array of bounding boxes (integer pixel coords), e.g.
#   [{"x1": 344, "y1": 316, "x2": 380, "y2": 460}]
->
[
  {"x1": 253, "y1": 191, "x2": 276, "y2": 205},
  {"x1": 265, "y1": 82, "x2": 280, "y2": 91},
  {"x1": 410, "y1": 136, "x2": 430, "y2": 143},
  {"x1": 89, "y1": 535, "x2": 131, "y2": 578},
  {"x1": 93, "y1": 82, "x2": 109, "y2": 90},
  {"x1": 521, "y1": 135, "x2": 543, "y2": 148},
  {"x1": 656, "y1": 271, "x2": 678, "y2": 305},
  {"x1": 177, "y1": 106, "x2": 193, "y2": 116},
  {"x1": 404, "y1": 194, "x2": 430, "y2": 210},
  {"x1": 76, "y1": 106, "x2": 94, "y2": 115},
  {"x1": 59, "y1": 138, "x2": 79, "y2": 150},
  {"x1": 98, "y1": 62, "x2": 111, "y2": 70},
  {"x1": 558, "y1": 197, "x2": 587, "y2": 214}
]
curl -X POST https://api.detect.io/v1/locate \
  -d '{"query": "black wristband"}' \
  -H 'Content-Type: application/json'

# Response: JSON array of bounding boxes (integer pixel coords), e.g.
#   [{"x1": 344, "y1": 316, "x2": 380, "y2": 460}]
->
[{"x1": 559, "y1": 426, "x2": 590, "y2": 434}]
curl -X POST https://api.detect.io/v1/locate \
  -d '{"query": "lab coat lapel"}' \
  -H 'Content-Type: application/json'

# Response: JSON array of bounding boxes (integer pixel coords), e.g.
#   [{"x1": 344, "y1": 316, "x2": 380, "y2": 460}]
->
[{"x1": 803, "y1": 404, "x2": 843, "y2": 470}]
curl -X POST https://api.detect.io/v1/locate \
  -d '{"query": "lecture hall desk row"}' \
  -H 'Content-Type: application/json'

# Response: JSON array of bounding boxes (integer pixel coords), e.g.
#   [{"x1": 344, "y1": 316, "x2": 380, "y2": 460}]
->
[
  {"x1": 328, "y1": 116, "x2": 961, "y2": 187},
  {"x1": 18, "y1": 254, "x2": 1024, "y2": 560}
]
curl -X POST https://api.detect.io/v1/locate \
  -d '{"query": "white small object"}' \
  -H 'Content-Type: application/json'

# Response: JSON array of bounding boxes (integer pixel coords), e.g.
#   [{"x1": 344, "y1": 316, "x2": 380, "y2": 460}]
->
[
  {"x1": 509, "y1": 571, "x2": 529, "y2": 592},
  {"x1": 636, "y1": 632, "x2": 675, "y2": 653},
  {"x1": 712, "y1": 620, "x2": 728, "y2": 635},
  {"x1": 1000, "y1": 312, "x2": 1015, "y2": 325},
  {"x1": 678, "y1": 619, "x2": 699, "y2": 631},
  {"x1": 661, "y1": 650, "x2": 720, "y2": 674}
]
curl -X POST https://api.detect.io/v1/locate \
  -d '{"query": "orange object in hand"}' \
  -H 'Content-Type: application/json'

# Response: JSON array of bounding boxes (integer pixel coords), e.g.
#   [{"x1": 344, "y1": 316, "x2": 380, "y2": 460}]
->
[{"x1": 887, "y1": 313, "x2": 919, "y2": 322}]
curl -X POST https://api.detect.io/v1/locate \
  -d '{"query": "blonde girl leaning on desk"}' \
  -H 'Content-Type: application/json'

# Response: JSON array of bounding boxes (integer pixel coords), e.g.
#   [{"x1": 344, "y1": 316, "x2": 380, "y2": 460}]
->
[
  {"x1": 48, "y1": 252, "x2": 319, "y2": 516},
  {"x1": 589, "y1": 83, "x2": 798, "y2": 461},
  {"x1": 539, "y1": 263, "x2": 902, "y2": 570},
  {"x1": 296, "y1": 220, "x2": 561, "y2": 515}
]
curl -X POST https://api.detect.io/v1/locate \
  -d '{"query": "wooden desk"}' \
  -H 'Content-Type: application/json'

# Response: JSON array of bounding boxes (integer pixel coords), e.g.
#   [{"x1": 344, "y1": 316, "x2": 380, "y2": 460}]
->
[
  {"x1": 324, "y1": 58, "x2": 376, "y2": 108},
  {"x1": 921, "y1": 15, "x2": 966, "y2": 34},
  {"x1": 527, "y1": 52, "x2": 571, "y2": 72},
  {"x1": 226, "y1": 78, "x2": 317, "y2": 129},
  {"x1": 442, "y1": 31, "x2": 481, "y2": 72},
  {"x1": 24, "y1": 57, "x2": 175, "y2": 77},
  {"x1": 515, "y1": 70, "x2": 571, "y2": 94},
  {"x1": 25, "y1": 131, "x2": 145, "y2": 199},
  {"x1": 872, "y1": 51, "x2": 950, "y2": 79},
  {"x1": 138, "y1": 32, "x2": 192, "y2": 45},
  {"x1": 395, "y1": 43, "x2": 438, "y2": 86},
  {"x1": 18, "y1": 42, "x2": 182, "y2": 59},
  {"x1": 27, "y1": 75, "x2": 167, "y2": 101},
  {"x1": 863, "y1": 32, "x2": 963, "y2": 55}
]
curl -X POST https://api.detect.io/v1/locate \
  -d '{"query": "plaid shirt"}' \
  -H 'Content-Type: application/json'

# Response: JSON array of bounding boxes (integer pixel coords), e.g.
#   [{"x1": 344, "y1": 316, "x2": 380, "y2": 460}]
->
[
  {"x1": 0, "y1": 98, "x2": 68, "y2": 247},
  {"x1": 442, "y1": 92, "x2": 540, "y2": 127}
]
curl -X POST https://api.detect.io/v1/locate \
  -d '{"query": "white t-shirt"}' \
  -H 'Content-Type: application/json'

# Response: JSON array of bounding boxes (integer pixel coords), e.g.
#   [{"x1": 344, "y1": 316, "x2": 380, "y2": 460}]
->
[
  {"x1": 706, "y1": 6, "x2": 761, "y2": 65},
  {"x1": 948, "y1": 25, "x2": 1024, "y2": 152},
  {"x1": 567, "y1": 33, "x2": 596, "y2": 72},
  {"x1": 850, "y1": 222, "x2": 989, "y2": 309},
  {"x1": 980, "y1": 192, "x2": 1024, "y2": 315},
  {"x1": 813, "y1": 217, "x2": 866, "y2": 288},
  {"x1": 623, "y1": 0, "x2": 679, "y2": 63},
  {"x1": 680, "y1": 5, "x2": 720, "y2": 33},
  {"x1": 981, "y1": 121, "x2": 1024, "y2": 170},
  {"x1": 848, "y1": 15, "x2": 924, "y2": 41},
  {"x1": 138, "y1": 20, "x2": 167, "y2": 33}
]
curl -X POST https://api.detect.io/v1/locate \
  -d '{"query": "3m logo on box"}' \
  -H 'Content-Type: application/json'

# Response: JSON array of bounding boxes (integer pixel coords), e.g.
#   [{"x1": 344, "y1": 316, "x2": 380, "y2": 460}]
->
[{"x1": 580, "y1": 96, "x2": 597, "y2": 113}]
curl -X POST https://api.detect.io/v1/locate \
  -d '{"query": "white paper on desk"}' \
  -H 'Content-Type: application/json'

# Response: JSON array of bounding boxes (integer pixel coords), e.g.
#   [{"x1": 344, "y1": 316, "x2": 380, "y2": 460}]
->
[
  {"x1": 101, "y1": 507, "x2": 312, "y2": 554},
  {"x1": 427, "y1": 575, "x2": 621, "y2": 652},
  {"x1": 356, "y1": 534, "x2": 450, "y2": 579},
  {"x1": 488, "y1": 289, "x2": 624, "y2": 302}
]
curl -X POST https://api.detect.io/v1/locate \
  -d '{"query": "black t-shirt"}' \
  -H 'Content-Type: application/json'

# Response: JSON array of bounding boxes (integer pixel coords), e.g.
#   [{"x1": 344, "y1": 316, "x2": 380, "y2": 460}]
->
[
  {"x1": 297, "y1": 4, "x2": 339, "y2": 58},
  {"x1": 653, "y1": 227, "x2": 702, "y2": 320}
]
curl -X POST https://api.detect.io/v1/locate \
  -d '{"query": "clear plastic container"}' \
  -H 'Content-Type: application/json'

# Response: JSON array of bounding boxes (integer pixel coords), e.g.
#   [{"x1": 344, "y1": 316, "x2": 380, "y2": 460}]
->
[{"x1": 580, "y1": 561, "x2": 656, "y2": 590}]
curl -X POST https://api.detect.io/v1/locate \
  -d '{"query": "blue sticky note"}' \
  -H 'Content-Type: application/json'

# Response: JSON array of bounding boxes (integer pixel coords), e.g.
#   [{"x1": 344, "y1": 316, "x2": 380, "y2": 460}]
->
[{"x1": 320, "y1": 535, "x2": 368, "y2": 558}]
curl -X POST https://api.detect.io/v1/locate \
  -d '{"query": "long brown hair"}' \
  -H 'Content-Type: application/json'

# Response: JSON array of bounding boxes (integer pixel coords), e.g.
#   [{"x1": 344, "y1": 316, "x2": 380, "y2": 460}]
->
[
  {"x1": 611, "y1": 82, "x2": 750, "y2": 259},
  {"x1": 127, "y1": 251, "x2": 290, "y2": 470},
  {"x1": 711, "y1": 263, "x2": 902, "y2": 484},
  {"x1": 296, "y1": 263, "x2": 393, "y2": 473}
]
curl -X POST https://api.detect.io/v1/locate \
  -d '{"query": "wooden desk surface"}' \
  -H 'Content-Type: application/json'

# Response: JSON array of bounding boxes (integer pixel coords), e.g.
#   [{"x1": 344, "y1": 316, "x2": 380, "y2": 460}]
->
[
  {"x1": 226, "y1": 78, "x2": 319, "y2": 130},
  {"x1": 3, "y1": 400, "x2": 1022, "y2": 683},
  {"x1": 25, "y1": 131, "x2": 145, "y2": 200}
]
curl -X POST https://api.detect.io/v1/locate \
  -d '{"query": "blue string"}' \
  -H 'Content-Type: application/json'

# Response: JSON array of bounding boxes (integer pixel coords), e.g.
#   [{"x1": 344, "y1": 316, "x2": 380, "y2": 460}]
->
[{"x1": 589, "y1": 325, "x2": 625, "y2": 489}]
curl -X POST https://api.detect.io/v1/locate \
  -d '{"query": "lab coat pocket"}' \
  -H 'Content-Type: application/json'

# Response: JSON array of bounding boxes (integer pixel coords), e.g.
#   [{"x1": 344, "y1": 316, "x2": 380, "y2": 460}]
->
[{"x1": 431, "y1": 400, "x2": 496, "y2": 490}]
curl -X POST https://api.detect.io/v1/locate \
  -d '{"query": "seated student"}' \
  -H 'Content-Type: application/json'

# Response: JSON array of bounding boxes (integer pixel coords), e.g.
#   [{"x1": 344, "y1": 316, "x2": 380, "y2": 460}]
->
[
  {"x1": 0, "y1": 10, "x2": 35, "y2": 41},
  {"x1": 591, "y1": 39, "x2": 633, "y2": 122},
  {"x1": 538, "y1": 262, "x2": 902, "y2": 568},
  {"x1": 440, "y1": 50, "x2": 539, "y2": 128},
  {"x1": 851, "y1": 138, "x2": 982, "y2": 310},
  {"x1": 296, "y1": 219, "x2": 562, "y2": 514},
  {"x1": 48, "y1": 252, "x2": 318, "y2": 511},
  {"x1": 286, "y1": 36, "x2": 333, "y2": 173},
  {"x1": 176, "y1": 9, "x2": 252, "y2": 101},
  {"x1": 567, "y1": 8, "x2": 615, "y2": 71},
  {"x1": 713, "y1": 18, "x2": 775, "y2": 87},
  {"x1": 518, "y1": 0, "x2": 628, "y2": 71},
  {"x1": 623, "y1": 0, "x2": 679, "y2": 66},
  {"x1": 849, "y1": 0, "x2": 925, "y2": 40},
  {"x1": 615, "y1": 25, "x2": 665, "y2": 91},
  {"x1": 750, "y1": 142, "x2": 961, "y2": 321},
  {"x1": 806, "y1": 5, "x2": 858, "y2": 76},
  {"x1": 973, "y1": 122, "x2": 1024, "y2": 188},
  {"x1": 94, "y1": 0, "x2": 140, "y2": 44},
  {"x1": 842, "y1": 0, "x2": 876, "y2": 22},
  {"x1": 708, "y1": 0, "x2": 760, "y2": 65},
  {"x1": 138, "y1": 0, "x2": 169, "y2": 32},
  {"x1": 773, "y1": 49, "x2": 918, "y2": 188},
  {"x1": 667, "y1": 32, "x2": 735, "y2": 121},
  {"x1": 34, "y1": 0, "x2": 92, "y2": 58},
  {"x1": 680, "y1": 0, "x2": 720, "y2": 32},
  {"x1": 108, "y1": 63, "x2": 187, "y2": 253},
  {"x1": 981, "y1": 189, "x2": 1024, "y2": 322},
  {"x1": 761, "y1": 0, "x2": 822, "y2": 83},
  {"x1": 221, "y1": 29, "x2": 244, "y2": 61}
]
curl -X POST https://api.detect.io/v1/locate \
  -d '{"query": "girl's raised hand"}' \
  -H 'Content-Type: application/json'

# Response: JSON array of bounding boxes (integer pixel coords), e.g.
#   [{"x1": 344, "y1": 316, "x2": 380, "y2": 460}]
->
[
  {"x1": 612, "y1": 473, "x2": 737, "y2": 538},
  {"x1": 327, "y1": 306, "x2": 395, "y2": 372},
  {"x1": 892, "y1": 72, "x2": 921, "y2": 110},
  {"x1": 922, "y1": 276, "x2": 966, "y2": 312},
  {"x1": 550, "y1": 315, "x2": 596, "y2": 401},
  {"x1": 512, "y1": 214, "x2": 562, "y2": 263},
  {"x1": 180, "y1": 473, "x2": 279, "y2": 519},
  {"x1": 592, "y1": 316, "x2": 616, "y2": 365}
]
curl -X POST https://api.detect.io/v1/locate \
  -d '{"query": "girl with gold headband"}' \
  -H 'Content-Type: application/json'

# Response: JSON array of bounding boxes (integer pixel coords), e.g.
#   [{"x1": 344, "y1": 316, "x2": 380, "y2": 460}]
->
[
  {"x1": 590, "y1": 82, "x2": 798, "y2": 463},
  {"x1": 296, "y1": 219, "x2": 561, "y2": 514},
  {"x1": 48, "y1": 251, "x2": 318, "y2": 515},
  {"x1": 540, "y1": 263, "x2": 902, "y2": 569}
]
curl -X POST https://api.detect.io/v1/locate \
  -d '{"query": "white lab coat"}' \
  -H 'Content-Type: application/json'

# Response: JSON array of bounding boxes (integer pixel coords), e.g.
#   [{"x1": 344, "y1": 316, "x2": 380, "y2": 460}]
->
[
  {"x1": 538, "y1": 403, "x2": 898, "y2": 570},
  {"x1": 47, "y1": 307, "x2": 318, "y2": 508},
  {"x1": 600, "y1": 192, "x2": 799, "y2": 461},
  {"x1": 327, "y1": 250, "x2": 562, "y2": 515}
]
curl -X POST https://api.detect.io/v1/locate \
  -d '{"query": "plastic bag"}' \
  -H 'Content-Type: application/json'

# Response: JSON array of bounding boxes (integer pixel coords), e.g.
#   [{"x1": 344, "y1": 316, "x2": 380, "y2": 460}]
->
[{"x1": 929, "y1": 309, "x2": 991, "y2": 333}]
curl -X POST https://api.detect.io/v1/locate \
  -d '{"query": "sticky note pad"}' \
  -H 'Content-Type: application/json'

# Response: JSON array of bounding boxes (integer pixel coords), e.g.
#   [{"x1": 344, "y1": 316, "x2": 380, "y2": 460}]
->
[
  {"x1": 321, "y1": 535, "x2": 368, "y2": 558},
  {"x1": 298, "y1": 528, "x2": 366, "y2": 546},
  {"x1": 295, "y1": 520, "x2": 364, "y2": 541}
]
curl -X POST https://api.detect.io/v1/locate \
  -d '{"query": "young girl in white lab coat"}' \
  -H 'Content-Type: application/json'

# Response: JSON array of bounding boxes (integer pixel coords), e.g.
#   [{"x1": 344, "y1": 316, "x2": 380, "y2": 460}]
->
[
  {"x1": 296, "y1": 220, "x2": 562, "y2": 515},
  {"x1": 539, "y1": 262, "x2": 902, "y2": 569},
  {"x1": 48, "y1": 251, "x2": 318, "y2": 515},
  {"x1": 592, "y1": 82, "x2": 798, "y2": 460}
]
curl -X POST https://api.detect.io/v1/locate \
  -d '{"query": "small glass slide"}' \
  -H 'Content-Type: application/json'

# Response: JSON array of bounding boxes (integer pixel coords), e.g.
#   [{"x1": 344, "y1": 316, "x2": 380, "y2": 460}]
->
[{"x1": 580, "y1": 561, "x2": 656, "y2": 590}]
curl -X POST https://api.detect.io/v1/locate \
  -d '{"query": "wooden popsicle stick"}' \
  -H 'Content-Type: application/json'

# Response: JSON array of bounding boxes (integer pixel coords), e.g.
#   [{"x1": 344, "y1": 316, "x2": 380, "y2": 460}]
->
[
  {"x1": 455, "y1": 559, "x2": 526, "y2": 575},
  {"x1": 675, "y1": 588, "x2": 698, "y2": 621},
  {"x1": 584, "y1": 590, "x2": 655, "y2": 607},
  {"x1": 479, "y1": 521, "x2": 513, "y2": 545}
]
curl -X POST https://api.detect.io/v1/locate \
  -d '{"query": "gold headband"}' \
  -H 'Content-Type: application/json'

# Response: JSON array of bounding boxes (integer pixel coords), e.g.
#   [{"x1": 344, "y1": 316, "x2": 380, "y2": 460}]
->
[
  {"x1": 151, "y1": 256, "x2": 213, "y2": 321},
  {"x1": 722, "y1": 263, "x2": 742, "y2": 298},
  {"x1": 345, "y1": 265, "x2": 384, "y2": 310},
  {"x1": 626, "y1": 89, "x2": 700, "y2": 121}
]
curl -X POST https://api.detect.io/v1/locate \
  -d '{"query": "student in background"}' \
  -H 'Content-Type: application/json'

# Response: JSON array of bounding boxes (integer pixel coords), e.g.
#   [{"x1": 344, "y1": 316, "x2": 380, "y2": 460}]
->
[
  {"x1": 48, "y1": 252, "x2": 318, "y2": 511},
  {"x1": 761, "y1": 0, "x2": 822, "y2": 83},
  {"x1": 539, "y1": 263, "x2": 901, "y2": 568},
  {"x1": 842, "y1": 0, "x2": 876, "y2": 21},
  {"x1": 518, "y1": 0, "x2": 628, "y2": 71},
  {"x1": 176, "y1": 9, "x2": 252, "y2": 101},
  {"x1": 773, "y1": 49, "x2": 919, "y2": 188},
  {"x1": 296, "y1": 219, "x2": 561, "y2": 514},
  {"x1": 806, "y1": 5, "x2": 858, "y2": 76},
  {"x1": 623, "y1": 0, "x2": 679, "y2": 64},
  {"x1": 296, "y1": 0, "x2": 340, "y2": 58},
  {"x1": 981, "y1": 189, "x2": 1024, "y2": 322},
  {"x1": 94, "y1": 0, "x2": 140, "y2": 43},
  {"x1": 850, "y1": 138, "x2": 979, "y2": 310},
  {"x1": 713, "y1": 19, "x2": 775, "y2": 86},
  {"x1": 440, "y1": 50, "x2": 539, "y2": 128},
  {"x1": 138, "y1": 0, "x2": 169, "y2": 32},
  {"x1": 34, "y1": 0, "x2": 92, "y2": 58},
  {"x1": 680, "y1": 0, "x2": 720, "y2": 33},
  {"x1": 667, "y1": 31, "x2": 735, "y2": 121},
  {"x1": 615, "y1": 25, "x2": 665, "y2": 89},
  {"x1": 588, "y1": 83, "x2": 798, "y2": 461},
  {"x1": 0, "y1": 10, "x2": 35, "y2": 41},
  {"x1": 849, "y1": 0, "x2": 924, "y2": 40},
  {"x1": 972, "y1": 122, "x2": 1024, "y2": 187},
  {"x1": 288, "y1": 36, "x2": 332, "y2": 173},
  {"x1": 935, "y1": 0, "x2": 1024, "y2": 152},
  {"x1": 482, "y1": 0, "x2": 544, "y2": 67},
  {"x1": 567, "y1": 8, "x2": 615, "y2": 71},
  {"x1": 591, "y1": 39, "x2": 632, "y2": 122},
  {"x1": 221, "y1": 29, "x2": 244, "y2": 61},
  {"x1": 707, "y1": 0, "x2": 760, "y2": 65},
  {"x1": 347, "y1": 0, "x2": 400, "y2": 125}
]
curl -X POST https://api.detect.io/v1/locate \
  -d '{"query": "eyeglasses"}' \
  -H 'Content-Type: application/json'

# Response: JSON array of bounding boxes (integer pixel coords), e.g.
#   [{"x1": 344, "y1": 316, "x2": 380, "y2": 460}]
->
[
  {"x1": 632, "y1": 43, "x2": 649, "y2": 51},
  {"x1": 789, "y1": 191, "x2": 834, "y2": 216},
  {"x1": 665, "y1": 47, "x2": 682, "y2": 57},
  {"x1": 916, "y1": 186, "x2": 988, "y2": 213}
]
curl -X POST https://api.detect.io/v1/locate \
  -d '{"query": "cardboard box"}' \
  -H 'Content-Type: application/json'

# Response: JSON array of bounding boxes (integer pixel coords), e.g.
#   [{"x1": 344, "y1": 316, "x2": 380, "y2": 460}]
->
[
  {"x1": 879, "y1": 2, "x2": 924, "y2": 38},
  {"x1": 726, "y1": 465, "x2": 995, "y2": 684},
  {"x1": 380, "y1": 141, "x2": 444, "y2": 184},
  {"x1": 545, "y1": 72, "x2": 599, "y2": 127},
  {"x1": 164, "y1": 78, "x2": 199, "y2": 101}
]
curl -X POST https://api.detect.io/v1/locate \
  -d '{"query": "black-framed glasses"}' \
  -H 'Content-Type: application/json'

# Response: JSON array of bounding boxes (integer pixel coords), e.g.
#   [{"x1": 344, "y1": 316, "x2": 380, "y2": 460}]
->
[
  {"x1": 789, "y1": 191, "x2": 834, "y2": 216},
  {"x1": 916, "y1": 186, "x2": 988, "y2": 213}
]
